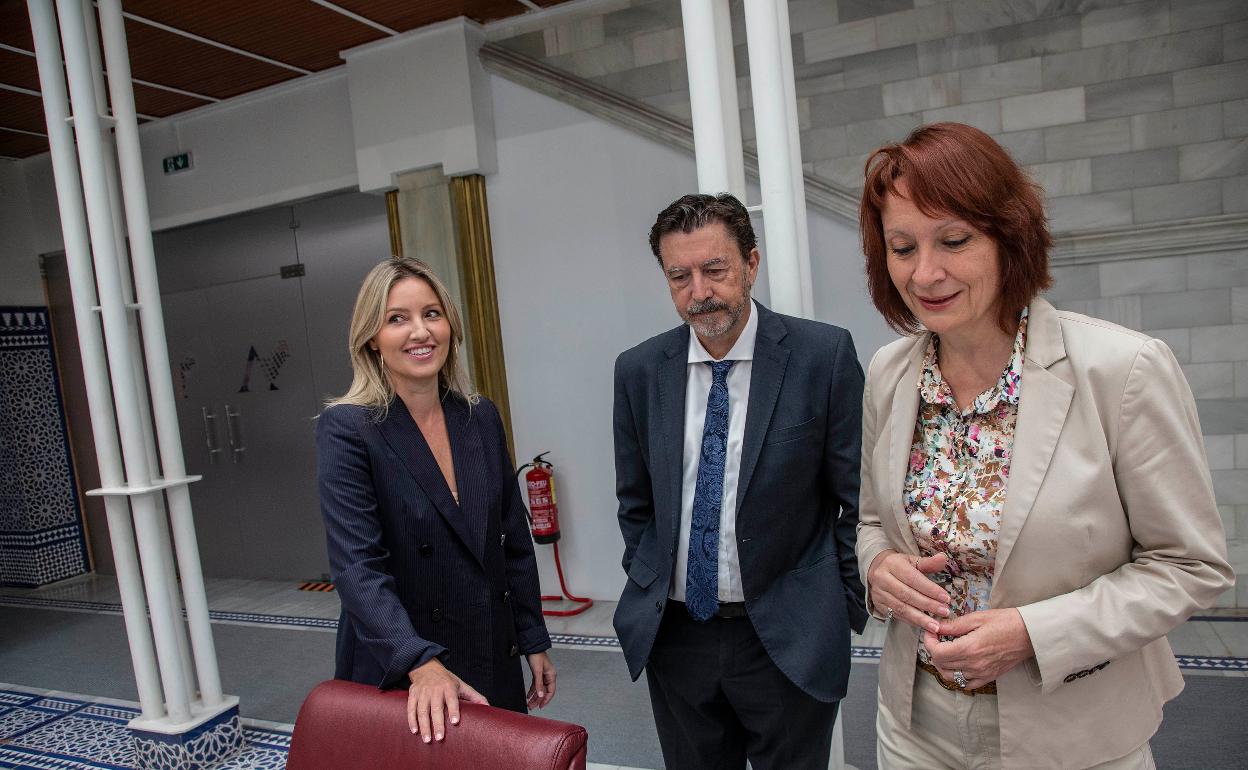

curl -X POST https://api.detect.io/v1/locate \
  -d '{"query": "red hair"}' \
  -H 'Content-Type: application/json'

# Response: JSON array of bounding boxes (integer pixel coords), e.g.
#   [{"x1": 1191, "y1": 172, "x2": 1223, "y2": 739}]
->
[{"x1": 859, "y1": 122, "x2": 1053, "y2": 335}]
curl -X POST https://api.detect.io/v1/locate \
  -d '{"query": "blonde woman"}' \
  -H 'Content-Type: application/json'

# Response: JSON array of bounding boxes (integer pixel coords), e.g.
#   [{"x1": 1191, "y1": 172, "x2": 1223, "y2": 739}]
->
[{"x1": 317, "y1": 257, "x2": 555, "y2": 745}]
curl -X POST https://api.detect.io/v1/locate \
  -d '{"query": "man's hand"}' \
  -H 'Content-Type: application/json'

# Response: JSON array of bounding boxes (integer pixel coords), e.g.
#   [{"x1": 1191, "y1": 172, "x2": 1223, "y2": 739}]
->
[
  {"x1": 526, "y1": 652, "x2": 557, "y2": 709},
  {"x1": 406, "y1": 658, "x2": 488, "y2": 742}
]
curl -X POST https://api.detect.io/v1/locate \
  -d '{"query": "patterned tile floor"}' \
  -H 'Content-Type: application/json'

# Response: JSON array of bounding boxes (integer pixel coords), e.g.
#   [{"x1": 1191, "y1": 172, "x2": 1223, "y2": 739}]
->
[
  {"x1": 0, "y1": 574, "x2": 1244, "y2": 769},
  {"x1": 0, "y1": 685, "x2": 289, "y2": 770}
]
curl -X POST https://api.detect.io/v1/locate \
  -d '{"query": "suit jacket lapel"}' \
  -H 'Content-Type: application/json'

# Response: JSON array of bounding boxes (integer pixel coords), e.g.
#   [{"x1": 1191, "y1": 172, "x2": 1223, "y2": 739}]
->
[
  {"x1": 995, "y1": 299, "x2": 1073, "y2": 580},
  {"x1": 376, "y1": 396, "x2": 482, "y2": 567},
  {"x1": 658, "y1": 328, "x2": 689, "y2": 547},
  {"x1": 736, "y1": 306, "x2": 789, "y2": 514},
  {"x1": 446, "y1": 396, "x2": 487, "y2": 567},
  {"x1": 886, "y1": 338, "x2": 926, "y2": 554}
]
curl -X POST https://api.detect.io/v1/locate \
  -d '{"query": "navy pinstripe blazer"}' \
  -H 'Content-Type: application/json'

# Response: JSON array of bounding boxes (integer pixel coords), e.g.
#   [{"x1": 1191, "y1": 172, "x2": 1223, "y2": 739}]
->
[{"x1": 316, "y1": 394, "x2": 550, "y2": 710}]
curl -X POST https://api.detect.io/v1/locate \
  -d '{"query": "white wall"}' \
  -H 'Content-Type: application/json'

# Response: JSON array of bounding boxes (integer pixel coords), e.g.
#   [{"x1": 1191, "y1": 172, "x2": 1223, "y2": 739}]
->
[
  {"x1": 0, "y1": 160, "x2": 43, "y2": 306},
  {"x1": 486, "y1": 74, "x2": 891, "y2": 600}
]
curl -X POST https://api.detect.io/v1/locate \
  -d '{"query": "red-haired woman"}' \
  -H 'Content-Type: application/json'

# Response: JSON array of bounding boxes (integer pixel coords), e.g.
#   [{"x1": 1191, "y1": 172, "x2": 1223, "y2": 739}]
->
[{"x1": 855, "y1": 122, "x2": 1233, "y2": 769}]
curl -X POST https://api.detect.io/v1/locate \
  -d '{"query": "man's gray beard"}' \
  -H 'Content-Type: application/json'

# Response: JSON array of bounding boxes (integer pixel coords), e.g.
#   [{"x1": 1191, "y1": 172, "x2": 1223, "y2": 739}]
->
[{"x1": 685, "y1": 286, "x2": 751, "y2": 339}]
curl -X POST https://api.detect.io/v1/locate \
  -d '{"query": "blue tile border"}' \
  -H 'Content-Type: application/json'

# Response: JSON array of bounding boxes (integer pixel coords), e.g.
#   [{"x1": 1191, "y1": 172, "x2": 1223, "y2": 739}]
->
[{"x1": 3, "y1": 594, "x2": 1246, "y2": 672}]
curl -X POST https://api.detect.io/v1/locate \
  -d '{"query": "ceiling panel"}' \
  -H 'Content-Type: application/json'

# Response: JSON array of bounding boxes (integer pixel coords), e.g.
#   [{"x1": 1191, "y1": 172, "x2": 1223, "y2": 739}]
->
[
  {"x1": 132, "y1": 81, "x2": 212, "y2": 117},
  {"x1": 0, "y1": 128, "x2": 48, "y2": 158},
  {"x1": 332, "y1": 0, "x2": 544, "y2": 30},
  {"x1": 0, "y1": 90, "x2": 47, "y2": 133},
  {"x1": 121, "y1": 17, "x2": 298, "y2": 99},
  {"x1": 0, "y1": 0, "x2": 34, "y2": 50},
  {"x1": 121, "y1": 0, "x2": 388, "y2": 72},
  {"x1": 0, "y1": 47, "x2": 40, "y2": 91}
]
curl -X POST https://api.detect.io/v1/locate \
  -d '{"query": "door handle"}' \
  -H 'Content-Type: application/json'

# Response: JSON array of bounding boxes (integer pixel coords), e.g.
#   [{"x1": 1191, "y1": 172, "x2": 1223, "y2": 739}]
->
[
  {"x1": 224, "y1": 404, "x2": 245, "y2": 464},
  {"x1": 201, "y1": 407, "x2": 221, "y2": 464}
]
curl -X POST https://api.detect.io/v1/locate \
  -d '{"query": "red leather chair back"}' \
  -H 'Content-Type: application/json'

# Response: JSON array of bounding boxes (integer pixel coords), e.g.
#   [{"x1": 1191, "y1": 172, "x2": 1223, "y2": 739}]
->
[{"x1": 286, "y1": 680, "x2": 588, "y2": 770}]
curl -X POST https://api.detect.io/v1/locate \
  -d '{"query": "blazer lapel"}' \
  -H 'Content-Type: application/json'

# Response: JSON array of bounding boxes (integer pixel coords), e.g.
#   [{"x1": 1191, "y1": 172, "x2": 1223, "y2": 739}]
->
[
  {"x1": 445, "y1": 397, "x2": 488, "y2": 567},
  {"x1": 995, "y1": 299, "x2": 1073, "y2": 580},
  {"x1": 736, "y1": 307, "x2": 790, "y2": 513},
  {"x1": 657, "y1": 328, "x2": 689, "y2": 546},
  {"x1": 376, "y1": 397, "x2": 480, "y2": 566},
  {"x1": 886, "y1": 338, "x2": 926, "y2": 553}
]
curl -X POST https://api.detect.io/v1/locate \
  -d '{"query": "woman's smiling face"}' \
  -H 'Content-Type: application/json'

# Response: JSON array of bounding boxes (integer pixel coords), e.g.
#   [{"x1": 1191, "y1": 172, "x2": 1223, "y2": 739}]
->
[{"x1": 882, "y1": 181, "x2": 1003, "y2": 341}]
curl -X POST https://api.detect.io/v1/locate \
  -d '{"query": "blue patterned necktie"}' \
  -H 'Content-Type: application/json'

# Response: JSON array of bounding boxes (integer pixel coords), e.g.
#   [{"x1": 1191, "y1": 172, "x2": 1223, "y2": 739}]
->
[{"x1": 685, "y1": 359, "x2": 734, "y2": 622}]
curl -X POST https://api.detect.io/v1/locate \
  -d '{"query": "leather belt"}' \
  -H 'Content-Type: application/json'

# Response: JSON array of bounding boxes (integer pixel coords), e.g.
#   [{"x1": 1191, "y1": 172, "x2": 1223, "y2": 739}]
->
[{"x1": 917, "y1": 657, "x2": 997, "y2": 695}]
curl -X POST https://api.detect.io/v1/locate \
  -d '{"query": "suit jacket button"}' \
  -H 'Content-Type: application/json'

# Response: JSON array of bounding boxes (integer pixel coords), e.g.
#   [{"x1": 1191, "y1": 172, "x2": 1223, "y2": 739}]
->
[
  {"x1": 420, "y1": 544, "x2": 433, "y2": 558},
  {"x1": 503, "y1": 590, "x2": 511, "y2": 604},
  {"x1": 509, "y1": 644, "x2": 519, "y2": 657},
  {"x1": 655, "y1": 600, "x2": 662, "y2": 612},
  {"x1": 431, "y1": 608, "x2": 442, "y2": 623},
  {"x1": 501, "y1": 533, "x2": 507, "y2": 546}
]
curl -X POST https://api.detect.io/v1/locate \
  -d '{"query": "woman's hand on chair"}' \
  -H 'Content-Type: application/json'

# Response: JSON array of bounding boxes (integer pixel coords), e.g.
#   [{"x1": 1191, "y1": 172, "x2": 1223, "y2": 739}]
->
[
  {"x1": 406, "y1": 658, "x2": 488, "y2": 743},
  {"x1": 867, "y1": 550, "x2": 952, "y2": 633}
]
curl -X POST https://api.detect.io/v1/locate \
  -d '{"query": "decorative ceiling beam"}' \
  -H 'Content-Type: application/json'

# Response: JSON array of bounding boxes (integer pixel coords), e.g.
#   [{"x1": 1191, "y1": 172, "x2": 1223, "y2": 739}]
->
[
  {"x1": 0, "y1": 125, "x2": 49, "y2": 137},
  {"x1": 0, "y1": 82, "x2": 41, "y2": 98},
  {"x1": 308, "y1": 0, "x2": 398, "y2": 35}
]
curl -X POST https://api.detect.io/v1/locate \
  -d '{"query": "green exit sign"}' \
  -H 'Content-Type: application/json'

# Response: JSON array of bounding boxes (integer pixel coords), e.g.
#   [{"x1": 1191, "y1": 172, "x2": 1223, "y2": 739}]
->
[{"x1": 162, "y1": 152, "x2": 193, "y2": 174}]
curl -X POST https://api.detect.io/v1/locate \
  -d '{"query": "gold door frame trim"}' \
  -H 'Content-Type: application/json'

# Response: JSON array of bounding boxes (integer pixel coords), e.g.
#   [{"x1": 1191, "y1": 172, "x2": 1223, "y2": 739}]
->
[
  {"x1": 450, "y1": 175, "x2": 515, "y2": 463},
  {"x1": 385, "y1": 190, "x2": 402, "y2": 257}
]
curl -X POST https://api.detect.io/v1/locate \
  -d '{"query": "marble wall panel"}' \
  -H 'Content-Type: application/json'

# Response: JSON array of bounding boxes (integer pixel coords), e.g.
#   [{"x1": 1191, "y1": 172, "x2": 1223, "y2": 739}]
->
[
  {"x1": 1140, "y1": 288, "x2": 1232, "y2": 330},
  {"x1": 1151, "y1": 328, "x2": 1191, "y2": 362},
  {"x1": 1085, "y1": 74, "x2": 1174, "y2": 120},
  {"x1": 1174, "y1": 61, "x2": 1248, "y2": 107},
  {"x1": 1226, "y1": 99, "x2": 1248, "y2": 138},
  {"x1": 961, "y1": 57, "x2": 1043, "y2": 101},
  {"x1": 1170, "y1": 0, "x2": 1248, "y2": 33},
  {"x1": 1100, "y1": 255, "x2": 1187, "y2": 296},
  {"x1": 1225, "y1": 177, "x2": 1248, "y2": 213},
  {"x1": 1225, "y1": 20, "x2": 1248, "y2": 62},
  {"x1": 840, "y1": 0, "x2": 916, "y2": 24},
  {"x1": 842, "y1": 46, "x2": 921, "y2": 88},
  {"x1": 1002, "y1": 86, "x2": 1086, "y2": 130},
  {"x1": 1189, "y1": 250, "x2": 1248, "y2": 291},
  {"x1": 1091, "y1": 147, "x2": 1180, "y2": 191},
  {"x1": 1047, "y1": 190, "x2": 1134, "y2": 230},
  {"x1": 845, "y1": 114, "x2": 924, "y2": 154},
  {"x1": 1081, "y1": 0, "x2": 1170, "y2": 48},
  {"x1": 994, "y1": 15, "x2": 1082, "y2": 61},
  {"x1": 922, "y1": 100, "x2": 1004, "y2": 134},
  {"x1": 804, "y1": 18, "x2": 879, "y2": 64},
  {"x1": 1180, "y1": 138, "x2": 1248, "y2": 182},
  {"x1": 601, "y1": 1, "x2": 682, "y2": 38},
  {"x1": 876, "y1": 5, "x2": 956, "y2": 49},
  {"x1": 1054, "y1": 295, "x2": 1142, "y2": 328},
  {"x1": 1045, "y1": 117, "x2": 1133, "y2": 161},
  {"x1": 807, "y1": 85, "x2": 886, "y2": 127},
  {"x1": 1026, "y1": 157, "x2": 1093, "y2": 197},
  {"x1": 1184, "y1": 364, "x2": 1237, "y2": 398},
  {"x1": 1132, "y1": 179, "x2": 1223, "y2": 222},
  {"x1": 916, "y1": 32, "x2": 999, "y2": 76},
  {"x1": 1046, "y1": 263, "x2": 1102, "y2": 302},
  {"x1": 996, "y1": 128, "x2": 1046, "y2": 163},
  {"x1": 1192, "y1": 324, "x2": 1248, "y2": 363},
  {"x1": 883, "y1": 73, "x2": 962, "y2": 115},
  {"x1": 800, "y1": 126, "x2": 849, "y2": 163},
  {"x1": 1041, "y1": 43, "x2": 1132, "y2": 90},
  {"x1": 1233, "y1": 287, "x2": 1248, "y2": 324},
  {"x1": 1130, "y1": 104, "x2": 1223, "y2": 150},
  {"x1": 952, "y1": 0, "x2": 1045, "y2": 35}
]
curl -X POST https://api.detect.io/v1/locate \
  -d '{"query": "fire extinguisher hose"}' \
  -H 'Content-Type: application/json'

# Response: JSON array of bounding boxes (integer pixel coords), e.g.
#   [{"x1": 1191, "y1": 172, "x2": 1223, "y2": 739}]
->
[{"x1": 541, "y1": 541, "x2": 593, "y2": 617}]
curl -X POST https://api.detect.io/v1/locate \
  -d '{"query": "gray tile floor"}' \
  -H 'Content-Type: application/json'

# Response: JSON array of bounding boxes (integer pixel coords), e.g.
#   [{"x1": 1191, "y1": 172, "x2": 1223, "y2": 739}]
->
[{"x1": 4, "y1": 573, "x2": 1245, "y2": 666}]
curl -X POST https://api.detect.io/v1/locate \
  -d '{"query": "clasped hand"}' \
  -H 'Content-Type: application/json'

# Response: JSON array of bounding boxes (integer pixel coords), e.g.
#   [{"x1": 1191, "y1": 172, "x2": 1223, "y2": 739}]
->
[{"x1": 868, "y1": 550, "x2": 1034, "y2": 689}]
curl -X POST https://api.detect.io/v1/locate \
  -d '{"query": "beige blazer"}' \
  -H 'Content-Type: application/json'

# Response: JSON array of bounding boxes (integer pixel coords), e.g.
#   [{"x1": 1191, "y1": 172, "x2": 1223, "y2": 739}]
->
[{"x1": 856, "y1": 298, "x2": 1234, "y2": 769}]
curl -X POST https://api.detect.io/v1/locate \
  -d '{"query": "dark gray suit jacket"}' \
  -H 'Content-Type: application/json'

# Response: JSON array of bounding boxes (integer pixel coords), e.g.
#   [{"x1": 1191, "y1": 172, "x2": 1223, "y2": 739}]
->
[
  {"x1": 317, "y1": 395, "x2": 550, "y2": 710},
  {"x1": 612, "y1": 302, "x2": 867, "y2": 702}
]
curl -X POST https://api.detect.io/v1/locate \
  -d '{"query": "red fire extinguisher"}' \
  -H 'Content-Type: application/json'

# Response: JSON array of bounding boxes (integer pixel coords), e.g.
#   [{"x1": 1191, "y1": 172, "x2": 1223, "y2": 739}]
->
[
  {"x1": 521, "y1": 452, "x2": 561, "y2": 544},
  {"x1": 516, "y1": 452, "x2": 593, "y2": 617}
]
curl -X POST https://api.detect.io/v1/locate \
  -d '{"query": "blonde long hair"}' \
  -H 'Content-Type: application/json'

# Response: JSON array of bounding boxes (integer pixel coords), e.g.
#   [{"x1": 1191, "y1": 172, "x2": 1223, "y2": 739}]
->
[{"x1": 326, "y1": 257, "x2": 477, "y2": 417}]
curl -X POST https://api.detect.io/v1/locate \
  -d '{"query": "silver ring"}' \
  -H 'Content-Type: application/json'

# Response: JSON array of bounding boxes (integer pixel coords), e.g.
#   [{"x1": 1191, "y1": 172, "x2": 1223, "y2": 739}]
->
[
  {"x1": 953, "y1": 670, "x2": 967, "y2": 689},
  {"x1": 885, "y1": 607, "x2": 895, "y2": 622}
]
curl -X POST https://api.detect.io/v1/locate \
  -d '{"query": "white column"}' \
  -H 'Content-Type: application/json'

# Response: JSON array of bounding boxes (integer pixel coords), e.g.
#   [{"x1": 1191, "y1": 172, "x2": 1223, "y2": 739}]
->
[
  {"x1": 54, "y1": 0, "x2": 192, "y2": 723},
  {"x1": 25, "y1": 0, "x2": 165, "y2": 721},
  {"x1": 743, "y1": 0, "x2": 805, "y2": 317},
  {"x1": 774, "y1": 2, "x2": 814, "y2": 317},
  {"x1": 97, "y1": 0, "x2": 224, "y2": 709},
  {"x1": 680, "y1": 0, "x2": 746, "y2": 199}
]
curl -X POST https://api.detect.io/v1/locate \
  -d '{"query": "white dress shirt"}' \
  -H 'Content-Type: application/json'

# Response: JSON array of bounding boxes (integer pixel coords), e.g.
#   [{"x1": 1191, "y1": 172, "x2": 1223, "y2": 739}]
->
[{"x1": 670, "y1": 300, "x2": 758, "y2": 603}]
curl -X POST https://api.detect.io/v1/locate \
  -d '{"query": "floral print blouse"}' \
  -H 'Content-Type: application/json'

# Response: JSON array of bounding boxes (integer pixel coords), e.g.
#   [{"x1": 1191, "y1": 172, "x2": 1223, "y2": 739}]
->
[{"x1": 904, "y1": 310, "x2": 1028, "y2": 659}]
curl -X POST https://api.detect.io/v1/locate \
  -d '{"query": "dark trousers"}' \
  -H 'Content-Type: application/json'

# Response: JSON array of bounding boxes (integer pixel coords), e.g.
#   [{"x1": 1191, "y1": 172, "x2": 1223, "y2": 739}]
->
[{"x1": 644, "y1": 602, "x2": 839, "y2": 770}]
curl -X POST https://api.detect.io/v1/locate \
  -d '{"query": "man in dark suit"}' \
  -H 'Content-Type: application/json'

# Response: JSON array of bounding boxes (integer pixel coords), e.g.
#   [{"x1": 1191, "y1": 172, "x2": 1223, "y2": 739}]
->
[{"x1": 613, "y1": 193, "x2": 867, "y2": 770}]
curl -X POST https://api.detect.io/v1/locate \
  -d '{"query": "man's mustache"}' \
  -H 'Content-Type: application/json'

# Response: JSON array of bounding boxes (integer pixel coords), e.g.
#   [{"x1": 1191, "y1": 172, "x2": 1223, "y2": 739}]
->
[{"x1": 686, "y1": 299, "x2": 729, "y2": 315}]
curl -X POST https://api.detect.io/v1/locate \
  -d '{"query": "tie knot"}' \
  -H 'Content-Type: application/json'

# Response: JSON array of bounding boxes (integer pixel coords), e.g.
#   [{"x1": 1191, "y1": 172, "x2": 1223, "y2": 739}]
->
[{"x1": 707, "y1": 360, "x2": 734, "y2": 381}]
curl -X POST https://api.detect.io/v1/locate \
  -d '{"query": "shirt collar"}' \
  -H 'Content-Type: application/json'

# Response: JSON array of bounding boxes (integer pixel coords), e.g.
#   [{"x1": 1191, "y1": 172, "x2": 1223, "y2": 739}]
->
[
  {"x1": 919, "y1": 307, "x2": 1029, "y2": 414},
  {"x1": 688, "y1": 299, "x2": 759, "y2": 364}
]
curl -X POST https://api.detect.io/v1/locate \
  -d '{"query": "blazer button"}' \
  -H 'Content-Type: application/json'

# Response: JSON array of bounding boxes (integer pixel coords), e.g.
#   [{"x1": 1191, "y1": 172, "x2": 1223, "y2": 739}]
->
[
  {"x1": 509, "y1": 644, "x2": 519, "y2": 657},
  {"x1": 500, "y1": 533, "x2": 507, "y2": 546},
  {"x1": 419, "y1": 544, "x2": 433, "y2": 558},
  {"x1": 431, "y1": 608, "x2": 442, "y2": 623},
  {"x1": 502, "y1": 590, "x2": 511, "y2": 604},
  {"x1": 655, "y1": 600, "x2": 662, "y2": 612}
]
